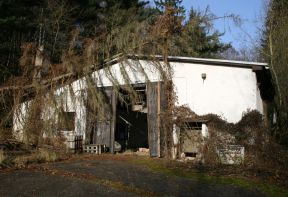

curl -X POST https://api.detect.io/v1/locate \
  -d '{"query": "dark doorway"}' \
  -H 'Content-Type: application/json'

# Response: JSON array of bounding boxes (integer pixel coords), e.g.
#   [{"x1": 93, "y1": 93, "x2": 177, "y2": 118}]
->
[{"x1": 115, "y1": 86, "x2": 148, "y2": 151}]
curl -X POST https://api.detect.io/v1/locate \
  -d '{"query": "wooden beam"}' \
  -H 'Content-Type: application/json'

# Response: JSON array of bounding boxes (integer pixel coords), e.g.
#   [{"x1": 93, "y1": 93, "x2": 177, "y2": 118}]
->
[
  {"x1": 157, "y1": 82, "x2": 161, "y2": 157},
  {"x1": 147, "y1": 82, "x2": 158, "y2": 157},
  {"x1": 110, "y1": 89, "x2": 117, "y2": 153}
]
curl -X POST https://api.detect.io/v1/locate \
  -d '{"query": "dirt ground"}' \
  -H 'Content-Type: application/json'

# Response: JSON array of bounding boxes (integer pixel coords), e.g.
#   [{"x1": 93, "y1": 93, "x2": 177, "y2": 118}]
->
[{"x1": 0, "y1": 154, "x2": 266, "y2": 197}]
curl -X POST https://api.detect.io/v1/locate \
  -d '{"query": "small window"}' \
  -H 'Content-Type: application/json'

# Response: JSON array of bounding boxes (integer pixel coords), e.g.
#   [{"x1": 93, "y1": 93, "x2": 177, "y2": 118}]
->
[
  {"x1": 58, "y1": 112, "x2": 75, "y2": 131},
  {"x1": 185, "y1": 152, "x2": 197, "y2": 157},
  {"x1": 135, "y1": 88, "x2": 147, "y2": 106}
]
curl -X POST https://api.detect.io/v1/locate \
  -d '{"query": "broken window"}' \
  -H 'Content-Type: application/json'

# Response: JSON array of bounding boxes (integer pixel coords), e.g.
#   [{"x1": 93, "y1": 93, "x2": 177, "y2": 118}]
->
[{"x1": 58, "y1": 112, "x2": 75, "y2": 131}]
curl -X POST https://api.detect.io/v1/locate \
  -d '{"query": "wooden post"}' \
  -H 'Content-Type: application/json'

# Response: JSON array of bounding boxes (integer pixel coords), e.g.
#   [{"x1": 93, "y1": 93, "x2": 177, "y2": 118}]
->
[
  {"x1": 110, "y1": 89, "x2": 116, "y2": 153},
  {"x1": 147, "y1": 82, "x2": 158, "y2": 157},
  {"x1": 157, "y1": 82, "x2": 161, "y2": 157}
]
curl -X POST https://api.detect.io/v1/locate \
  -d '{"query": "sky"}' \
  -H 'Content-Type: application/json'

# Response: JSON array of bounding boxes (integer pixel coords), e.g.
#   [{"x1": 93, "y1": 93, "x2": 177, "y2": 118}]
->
[{"x1": 150, "y1": 0, "x2": 267, "y2": 50}]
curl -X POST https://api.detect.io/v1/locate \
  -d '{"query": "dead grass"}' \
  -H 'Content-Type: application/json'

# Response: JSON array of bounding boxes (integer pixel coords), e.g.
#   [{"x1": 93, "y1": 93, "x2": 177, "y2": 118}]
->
[
  {"x1": 14, "y1": 149, "x2": 60, "y2": 168},
  {"x1": 0, "y1": 150, "x2": 5, "y2": 164}
]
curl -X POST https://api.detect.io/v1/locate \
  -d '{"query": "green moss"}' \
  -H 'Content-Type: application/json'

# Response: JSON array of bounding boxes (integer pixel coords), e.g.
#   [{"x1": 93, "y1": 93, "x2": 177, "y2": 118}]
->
[{"x1": 130, "y1": 157, "x2": 288, "y2": 197}]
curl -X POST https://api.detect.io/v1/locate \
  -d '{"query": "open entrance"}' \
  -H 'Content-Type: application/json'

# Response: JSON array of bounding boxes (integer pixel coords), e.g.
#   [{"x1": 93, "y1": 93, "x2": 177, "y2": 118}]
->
[{"x1": 115, "y1": 85, "x2": 148, "y2": 152}]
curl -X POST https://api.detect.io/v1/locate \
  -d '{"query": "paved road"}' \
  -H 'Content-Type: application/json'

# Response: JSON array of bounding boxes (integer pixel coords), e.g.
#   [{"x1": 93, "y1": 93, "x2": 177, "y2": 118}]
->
[{"x1": 0, "y1": 155, "x2": 265, "y2": 197}]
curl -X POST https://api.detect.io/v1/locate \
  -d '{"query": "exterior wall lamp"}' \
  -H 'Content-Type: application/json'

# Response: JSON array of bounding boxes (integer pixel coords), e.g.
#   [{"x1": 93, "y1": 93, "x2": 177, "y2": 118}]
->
[{"x1": 201, "y1": 73, "x2": 207, "y2": 83}]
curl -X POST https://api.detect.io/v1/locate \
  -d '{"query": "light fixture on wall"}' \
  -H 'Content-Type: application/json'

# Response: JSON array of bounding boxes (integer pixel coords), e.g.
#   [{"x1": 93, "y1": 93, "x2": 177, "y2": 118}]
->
[{"x1": 201, "y1": 73, "x2": 207, "y2": 83}]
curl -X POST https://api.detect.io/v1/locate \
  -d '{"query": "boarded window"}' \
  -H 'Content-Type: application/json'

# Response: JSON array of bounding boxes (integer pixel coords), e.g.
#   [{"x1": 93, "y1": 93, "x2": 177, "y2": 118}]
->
[
  {"x1": 181, "y1": 122, "x2": 202, "y2": 154},
  {"x1": 58, "y1": 112, "x2": 75, "y2": 131}
]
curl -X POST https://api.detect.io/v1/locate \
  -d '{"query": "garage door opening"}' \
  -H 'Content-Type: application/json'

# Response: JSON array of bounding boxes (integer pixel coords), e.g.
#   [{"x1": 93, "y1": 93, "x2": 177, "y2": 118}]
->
[{"x1": 115, "y1": 85, "x2": 148, "y2": 152}]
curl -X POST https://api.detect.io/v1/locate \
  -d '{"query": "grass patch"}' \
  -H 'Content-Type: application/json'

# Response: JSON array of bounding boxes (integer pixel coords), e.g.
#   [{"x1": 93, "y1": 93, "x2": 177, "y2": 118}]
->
[
  {"x1": 130, "y1": 157, "x2": 288, "y2": 197},
  {"x1": 95, "y1": 178, "x2": 161, "y2": 197}
]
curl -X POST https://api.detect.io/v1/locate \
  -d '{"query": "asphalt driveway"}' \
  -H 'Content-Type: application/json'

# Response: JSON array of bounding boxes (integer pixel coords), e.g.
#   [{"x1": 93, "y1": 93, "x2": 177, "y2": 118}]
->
[{"x1": 0, "y1": 155, "x2": 265, "y2": 197}]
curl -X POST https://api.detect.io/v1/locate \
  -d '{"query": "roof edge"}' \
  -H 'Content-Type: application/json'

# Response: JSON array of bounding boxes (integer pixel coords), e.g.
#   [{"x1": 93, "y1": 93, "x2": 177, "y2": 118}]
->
[{"x1": 105, "y1": 54, "x2": 268, "y2": 69}]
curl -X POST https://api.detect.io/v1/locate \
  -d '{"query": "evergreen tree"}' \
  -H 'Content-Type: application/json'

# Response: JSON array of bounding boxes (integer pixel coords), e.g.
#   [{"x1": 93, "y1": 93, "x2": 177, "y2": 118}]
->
[
  {"x1": 154, "y1": 0, "x2": 184, "y2": 15},
  {"x1": 0, "y1": 0, "x2": 45, "y2": 83},
  {"x1": 176, "y1": 8, "x2": 230, "y2": 57},
  {"x1": 0, "y1": 0, "x2": 231, "y2": 84},
  {"x1": 262, "y1": 0, "x2": 288, "y2": 145},
  {"x1": 0, "y1": 0, "x2": 151, "y2": 84}
]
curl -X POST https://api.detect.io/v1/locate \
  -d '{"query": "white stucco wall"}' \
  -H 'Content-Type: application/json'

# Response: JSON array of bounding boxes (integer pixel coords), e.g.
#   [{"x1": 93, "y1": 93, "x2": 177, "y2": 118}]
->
[
  {"x1": 54, "y1": 81, "x2": 87, "y2": 142},
  {"x1": 13, "y1": 100, "x2": 31, "y2": 140},
  {"x1": 171, "y1": 62, "x2": 262, "y2": 123},
  {"x1": 13, "y1": 58, "x2": 264, "y2": 142},
  {"x1": 91, "y1": 60, "x2": 161, "y2": 87},
  {"x1": 88, "y1": 59, "x2": 263, "y2": 123},
  {"x1": 12, "y1": 59, "x2": 161, "y2": 141}
]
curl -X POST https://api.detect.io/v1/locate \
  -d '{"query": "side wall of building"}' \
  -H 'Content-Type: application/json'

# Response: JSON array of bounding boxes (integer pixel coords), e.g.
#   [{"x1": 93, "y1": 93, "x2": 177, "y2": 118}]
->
[{"x1": 172, "y1": 62, "x2": 262, "y2": 123}]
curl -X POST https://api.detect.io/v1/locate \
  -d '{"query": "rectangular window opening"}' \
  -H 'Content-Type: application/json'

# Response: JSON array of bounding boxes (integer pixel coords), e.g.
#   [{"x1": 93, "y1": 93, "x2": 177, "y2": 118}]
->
[
  {"x1": 58, "y1": 112, "x2": 75, "y2": 131},
  {"x1": 185, "y1": 152, "x2": 197, "y2": 157}
]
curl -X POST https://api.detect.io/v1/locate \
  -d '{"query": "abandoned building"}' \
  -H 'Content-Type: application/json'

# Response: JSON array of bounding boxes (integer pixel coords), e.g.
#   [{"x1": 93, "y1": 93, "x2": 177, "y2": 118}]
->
[{"x1": 12, "y1": 55, "x2": 270, "y2": 159}]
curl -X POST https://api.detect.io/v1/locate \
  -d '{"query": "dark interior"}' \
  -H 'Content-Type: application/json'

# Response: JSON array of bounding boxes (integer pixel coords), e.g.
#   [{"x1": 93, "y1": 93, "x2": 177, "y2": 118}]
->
[{"x1": 115, "y1": 86, "x2": 148, "y2": 151}]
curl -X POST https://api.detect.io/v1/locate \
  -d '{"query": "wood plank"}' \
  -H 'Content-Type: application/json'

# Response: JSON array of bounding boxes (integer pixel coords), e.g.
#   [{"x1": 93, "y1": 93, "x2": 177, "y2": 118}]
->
[
  {"x1": 147, "y1": 82, "x2": 158, "y2": 157},
  {"x1": 94, "y1": 89, "x2": 112, "y2": 148},
  {"x1": 159, "y1": 82, "x2": 169, "y2": 157}
]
